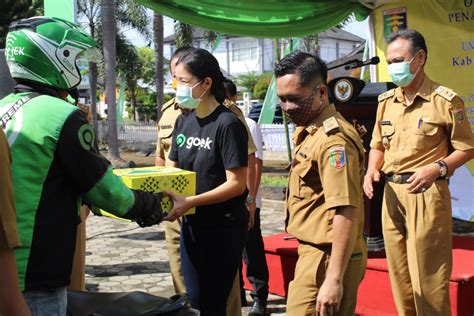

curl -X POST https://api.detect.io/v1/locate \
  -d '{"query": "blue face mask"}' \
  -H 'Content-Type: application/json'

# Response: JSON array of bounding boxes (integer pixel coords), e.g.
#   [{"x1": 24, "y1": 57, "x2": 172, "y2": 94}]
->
[
  {"x1": 388, "y1": 54, "x2": 419, "y2": 87},
  {"x1": 176, "y1": 81, "x2": 203, "y2": 109}
]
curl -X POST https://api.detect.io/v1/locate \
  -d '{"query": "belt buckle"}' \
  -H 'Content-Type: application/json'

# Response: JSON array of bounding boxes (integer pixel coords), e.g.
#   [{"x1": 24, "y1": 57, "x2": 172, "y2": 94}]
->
[{"x1": 393, "y1": 174, "x2": 402, "y2": 184}]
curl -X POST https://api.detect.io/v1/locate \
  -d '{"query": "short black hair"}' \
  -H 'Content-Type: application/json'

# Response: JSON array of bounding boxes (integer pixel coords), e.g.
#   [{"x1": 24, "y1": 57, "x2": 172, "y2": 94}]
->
[
  {"x1": 170, "y1": 46, "x2": 195, "y2": 67},
  {"x1": 176, "y1": 48, "x2": 226, "y2": 103},
  {"x1": 223, "y1": 77, "x2": 237, "y2": 98},
  {"x1": 388, "y1": 29, "x2": 428, "y2": 60},
  {"x1": 274, "y1": 51, "x2": 327, "y2": 87}
]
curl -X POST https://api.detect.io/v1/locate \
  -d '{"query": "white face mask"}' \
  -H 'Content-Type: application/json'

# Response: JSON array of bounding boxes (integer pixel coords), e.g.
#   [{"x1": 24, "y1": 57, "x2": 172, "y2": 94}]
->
[
  {"x1": 175, "y1": 81, "x2": 203, "y2": 109},
  {"x1": 388, "y1": 53, "x2": 419, "y2": 87}
]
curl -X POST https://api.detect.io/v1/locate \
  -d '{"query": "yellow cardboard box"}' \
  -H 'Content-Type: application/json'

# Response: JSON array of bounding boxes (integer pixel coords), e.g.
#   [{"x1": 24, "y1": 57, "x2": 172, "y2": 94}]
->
[{"x1": 113, "y1": 166, "x2": 196, "y2": 215}]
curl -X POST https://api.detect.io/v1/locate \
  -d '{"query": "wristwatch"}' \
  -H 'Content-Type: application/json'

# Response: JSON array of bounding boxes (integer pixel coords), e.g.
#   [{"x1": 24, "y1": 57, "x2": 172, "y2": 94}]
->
[
  {"x1": 435, "y1": 160, "x2": 448, "y2": 178},
  {"x1": 246, "y1": 195, "x2": 254, "y2": 205}
]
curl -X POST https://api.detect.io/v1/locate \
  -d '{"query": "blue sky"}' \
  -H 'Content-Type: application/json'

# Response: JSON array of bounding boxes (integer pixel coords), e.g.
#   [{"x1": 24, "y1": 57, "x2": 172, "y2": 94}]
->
[{"x1": 125, "y1": 14, "x2": 369, "y2": 47}]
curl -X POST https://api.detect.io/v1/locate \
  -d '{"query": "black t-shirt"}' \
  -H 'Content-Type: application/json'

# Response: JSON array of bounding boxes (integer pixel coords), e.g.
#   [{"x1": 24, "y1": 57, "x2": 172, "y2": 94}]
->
[{"x1": 169, "y1": 105, "x2": 248, "y2": 226}]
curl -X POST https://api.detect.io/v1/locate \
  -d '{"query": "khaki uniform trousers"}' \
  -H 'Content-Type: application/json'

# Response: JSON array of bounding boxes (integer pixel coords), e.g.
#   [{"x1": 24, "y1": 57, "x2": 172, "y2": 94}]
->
[
  {"x1": 165, "y1": 218, "x2": 186, "y2": 294},
  {"x1": 68, "y1": 206, "x2": 88, "y2": 291},
  {"x1": 382, "y1": 180, "x2": 452, "y2": 316},
  {"x1": 286, "y1": 238, "x2": 367, "y2": 316},
  {"x1": 226, "y1": 271, "x2": 242, "y2": 316}
]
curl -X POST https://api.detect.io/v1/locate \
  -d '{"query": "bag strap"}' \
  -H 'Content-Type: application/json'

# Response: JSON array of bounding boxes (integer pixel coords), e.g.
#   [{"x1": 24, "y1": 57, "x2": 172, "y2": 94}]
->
[{"x1": 1, "y1": 92, "x2": 40, "y2": 128}]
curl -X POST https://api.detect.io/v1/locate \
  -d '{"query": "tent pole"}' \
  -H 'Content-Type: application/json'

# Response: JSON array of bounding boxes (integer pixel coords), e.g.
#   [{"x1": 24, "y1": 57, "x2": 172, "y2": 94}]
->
[{"x1": 368, "y1": 13, "x2": 378, "y2": 83}]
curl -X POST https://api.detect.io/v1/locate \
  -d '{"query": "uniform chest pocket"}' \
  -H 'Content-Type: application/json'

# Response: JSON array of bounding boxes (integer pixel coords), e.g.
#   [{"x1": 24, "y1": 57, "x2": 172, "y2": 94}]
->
[
  {"x1": 290, "y1": 154, "x2": 318, "y2": 199},
  {"x1": 414, "y1": 122, "x2": 440, "y2": 150}
]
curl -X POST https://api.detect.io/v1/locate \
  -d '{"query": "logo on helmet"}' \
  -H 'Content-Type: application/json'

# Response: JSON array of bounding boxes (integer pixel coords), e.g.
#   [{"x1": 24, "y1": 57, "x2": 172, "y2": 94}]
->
[{"x1": 5, "y1": 46, "x2": 25, "y2": 59}]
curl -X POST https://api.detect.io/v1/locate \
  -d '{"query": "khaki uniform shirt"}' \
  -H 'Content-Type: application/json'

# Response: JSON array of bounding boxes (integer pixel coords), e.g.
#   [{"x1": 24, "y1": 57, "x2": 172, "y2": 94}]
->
[
  {"x1": 224, "y1": 100, "x2": 257, "y2": 155},
  {"x1": 157, "y1": 98, "x2": 182, "y2": 161},
  {"x1": 286, "y1": 104, "x2": 365, "y2": 251},
  {"x1": 0, "y1": 129, "x2": 21, "y2": 249},
  {"x1": 371, "y1": 76, "x2": 474, "y2": 174}
]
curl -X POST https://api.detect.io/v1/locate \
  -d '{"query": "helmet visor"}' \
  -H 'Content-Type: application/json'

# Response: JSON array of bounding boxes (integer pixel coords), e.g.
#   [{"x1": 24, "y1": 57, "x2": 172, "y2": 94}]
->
[{"x1": 77, "y1": 47, "x2": 102, "y2": 63}]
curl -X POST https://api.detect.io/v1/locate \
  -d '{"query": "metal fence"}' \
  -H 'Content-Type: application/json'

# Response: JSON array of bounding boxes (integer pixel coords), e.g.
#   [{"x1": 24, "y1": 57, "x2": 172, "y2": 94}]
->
[
  {"x1": 260, "y1": 124, "x2": 295, "y2": 152},
  {"x1": 98, "y1": 121, "x2": 294, "y2": 153}
]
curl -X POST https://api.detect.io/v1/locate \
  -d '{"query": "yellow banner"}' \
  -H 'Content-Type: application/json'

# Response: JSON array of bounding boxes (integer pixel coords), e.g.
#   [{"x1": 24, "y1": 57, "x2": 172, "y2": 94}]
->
[{"x1": 372, "y1": 0, "x2": 474, "y2": 220}]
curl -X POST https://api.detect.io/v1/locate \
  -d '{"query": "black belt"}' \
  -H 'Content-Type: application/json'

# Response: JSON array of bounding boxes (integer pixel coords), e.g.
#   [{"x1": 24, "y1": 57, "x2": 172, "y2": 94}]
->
[{"x1": 384, "y1": 173, "x2": 413, "y2": 184}]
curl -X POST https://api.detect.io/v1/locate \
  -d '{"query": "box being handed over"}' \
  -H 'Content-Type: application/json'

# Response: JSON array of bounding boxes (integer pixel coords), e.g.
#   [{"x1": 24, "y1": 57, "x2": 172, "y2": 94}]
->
[{"x1": 114, "y1": 166, "x2": 196, "y2": 215}]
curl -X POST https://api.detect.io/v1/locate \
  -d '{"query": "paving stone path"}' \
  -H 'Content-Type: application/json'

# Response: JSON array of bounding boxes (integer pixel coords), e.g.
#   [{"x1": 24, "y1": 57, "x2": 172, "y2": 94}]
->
[{"x1": 85, "y1": 200, "x2": 287, "y2": 315}]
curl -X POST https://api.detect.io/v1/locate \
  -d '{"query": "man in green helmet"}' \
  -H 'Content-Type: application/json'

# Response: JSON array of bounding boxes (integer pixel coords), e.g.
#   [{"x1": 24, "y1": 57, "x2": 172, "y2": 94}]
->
[{"x1": 1, "y1": 17, "x2": 165, "y2": 315}]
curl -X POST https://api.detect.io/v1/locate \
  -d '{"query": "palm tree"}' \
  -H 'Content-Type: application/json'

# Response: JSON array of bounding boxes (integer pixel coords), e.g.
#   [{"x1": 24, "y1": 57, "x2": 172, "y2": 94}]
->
[
  {"x1": 153, "y1": 13, "x2": 164, "y2": 121},
  {"x1": 174, "y1": 22, "x2": 193, "y2": 48},
  {"x1": 78, "y1": 0, "x2": 100, "y2": 132},
  {"x1": 79, "y1": 0, "x2": 151, "y2": 160},
  {"x1": 116, "y1": 34, "x2": 141, "y2": 121},
  {"x1": 101, "y1": 0, "x2": 120, "y2": 160}
]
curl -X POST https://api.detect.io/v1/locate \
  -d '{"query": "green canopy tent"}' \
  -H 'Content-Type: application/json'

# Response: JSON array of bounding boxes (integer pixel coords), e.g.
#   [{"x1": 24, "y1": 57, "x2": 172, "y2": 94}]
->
[
  {"x1": 135, "y1": 0, "x2": 373, "y2": 38},
  {"x1": 134, "y1": 0, "x2": 383, "y2": 159}
]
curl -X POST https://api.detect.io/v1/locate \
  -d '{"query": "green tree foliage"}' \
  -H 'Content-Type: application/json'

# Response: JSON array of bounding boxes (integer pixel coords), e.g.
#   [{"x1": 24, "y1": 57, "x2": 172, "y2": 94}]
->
[
  {"x1": 138, "y1": 47, "x2": 169, "y2": 86},
  {"x1": 0, "y1": 0, "x2": 43, "y2": 48},
  {"x1": 174, "y1": 22, "x2": 193, "y2": 48},
  {"x1": 126, "y1": 88, "x2": 157, "y2": 122},
  {"x1": 79, "y1": 0, "x2": 150, "y2": 158},
  {"x1": 121, "y1": 46, "x2": 169, "y2": 122},
  {"x1": 236, "y1": 71, "x2": 260, "y2": 94},
  {"x1": 253, "y1": 72, "x2": 272, "y2": 100}
]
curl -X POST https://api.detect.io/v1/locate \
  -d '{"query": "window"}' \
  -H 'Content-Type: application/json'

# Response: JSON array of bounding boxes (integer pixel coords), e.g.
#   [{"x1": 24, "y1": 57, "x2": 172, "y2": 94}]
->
[{"x1": 232, "y1": 40, "x2": 258, "y2": 62}]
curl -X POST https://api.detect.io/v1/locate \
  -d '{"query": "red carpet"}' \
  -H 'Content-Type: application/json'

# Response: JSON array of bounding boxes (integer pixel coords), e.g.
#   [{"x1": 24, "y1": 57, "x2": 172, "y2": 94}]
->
[
  {"x1": 242, "y1": 233, "x2": 298, "y2": 297},
  {"x1": 243, "y1": 233, "x2": 474, "y2": 316}
]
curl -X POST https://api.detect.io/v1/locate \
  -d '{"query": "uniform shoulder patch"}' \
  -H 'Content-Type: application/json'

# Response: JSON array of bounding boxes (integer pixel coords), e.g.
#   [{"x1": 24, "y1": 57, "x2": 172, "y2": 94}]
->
[
  {"x1": 378, "y1": 89, "x2": 395, "y2": 102},
  {"x1": 435, "y1": 86, "x2": 457, "y2": 102},
  {"x1": 323, "y1": 116, "x2": 340, "y2": 135},
  {"x1": 329, "y1": 145, "x2": 346, "y2": 169}
]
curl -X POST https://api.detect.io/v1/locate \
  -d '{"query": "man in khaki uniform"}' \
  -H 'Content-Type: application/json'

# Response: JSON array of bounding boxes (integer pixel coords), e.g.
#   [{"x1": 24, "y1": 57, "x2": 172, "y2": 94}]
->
[
  {"x1": 275, "y1": 52, "x2": 367, "y2": 316},
  {"x1": 364, "y1": 29, "x2": 474, "y2": 316},
  {"x1": 222, "y1": 96, "x2": 257, "y2": 315},
  {"x1": 223, "y1": 78, "x2": 267, "y2": 315},
  {"x1": 156, "y1": 96, "x2": 187, "y2": 294},
  {"x1": 69, "y1": 102, "x2": 92, "y2": 291},
  {"x1": 155, "y1": 47, "x2": 195, "y2": 295},
  {"x1": 0, "y1": 129, "x2": 31, "y2": 315}
]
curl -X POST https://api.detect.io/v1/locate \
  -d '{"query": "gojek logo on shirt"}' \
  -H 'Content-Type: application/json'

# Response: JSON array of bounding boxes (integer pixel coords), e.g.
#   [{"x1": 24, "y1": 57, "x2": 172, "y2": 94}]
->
[{"x1": 177, "y1": 133, "x2": 213, "y2": 150}]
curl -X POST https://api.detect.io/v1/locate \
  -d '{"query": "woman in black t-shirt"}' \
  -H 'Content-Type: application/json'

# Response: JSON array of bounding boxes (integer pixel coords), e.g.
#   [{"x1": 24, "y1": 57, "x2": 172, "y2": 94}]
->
[{"x1": 164, "y1": 48, "x2": 248, "y2": 315}]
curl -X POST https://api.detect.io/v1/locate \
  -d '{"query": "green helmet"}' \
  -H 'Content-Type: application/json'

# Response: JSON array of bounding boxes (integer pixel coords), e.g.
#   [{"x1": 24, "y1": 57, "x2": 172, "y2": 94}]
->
[{"x1": 5, "y1": 16, "x2": 101, "y2": 90}]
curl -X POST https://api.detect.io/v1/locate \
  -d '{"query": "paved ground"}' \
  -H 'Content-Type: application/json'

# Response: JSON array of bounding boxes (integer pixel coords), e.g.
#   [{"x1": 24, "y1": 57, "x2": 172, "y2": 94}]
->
[
  {"x1": 87, "y1": 150, "x2": 474, "y2": 315},
  {"x1": 85, "y1": 199, "x2": 288, "y2": 315}
]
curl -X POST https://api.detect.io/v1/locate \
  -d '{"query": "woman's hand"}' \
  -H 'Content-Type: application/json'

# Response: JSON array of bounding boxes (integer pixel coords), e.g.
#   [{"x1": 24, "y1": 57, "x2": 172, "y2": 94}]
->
[{"x1": 163, "y1": 190, "x2": 193, "y2": 222}]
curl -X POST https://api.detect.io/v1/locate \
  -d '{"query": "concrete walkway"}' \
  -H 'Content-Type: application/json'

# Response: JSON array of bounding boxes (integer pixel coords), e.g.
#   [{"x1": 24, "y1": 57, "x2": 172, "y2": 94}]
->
[{"x1": 85, "y1": 199, "x2": 287, "y2": 315}]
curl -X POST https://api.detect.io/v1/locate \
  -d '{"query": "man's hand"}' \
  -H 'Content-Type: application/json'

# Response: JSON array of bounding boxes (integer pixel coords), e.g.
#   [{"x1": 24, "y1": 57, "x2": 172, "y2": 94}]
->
[
  {"x1": 163, "y1": 190, "x2": 192, "y2": 222},
  {"x1": 363, "y1": 168, "x2": 381, "y2": 199},
  {"x1": 406, "y1": 164, "x2": 439, "y2": 194},
  {"x1": 136, "y1": 192, "x2": 165, "y2": 227},
  {"x1": 316, "y1": 278, "x2": 343, "y2": 316}
]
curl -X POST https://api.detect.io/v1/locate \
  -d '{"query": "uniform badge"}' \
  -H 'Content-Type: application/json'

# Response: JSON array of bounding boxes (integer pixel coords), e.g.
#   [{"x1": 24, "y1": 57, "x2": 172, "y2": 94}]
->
[
  {"x1": 453, "y1": 107, "x2": 465, "y2": 124},
  {"x1": 329, "y1": 145, "x2": 346, "y2": 169},
  {"x1": 382, "y1": 137, "x2": 390, "y2": 150}
]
